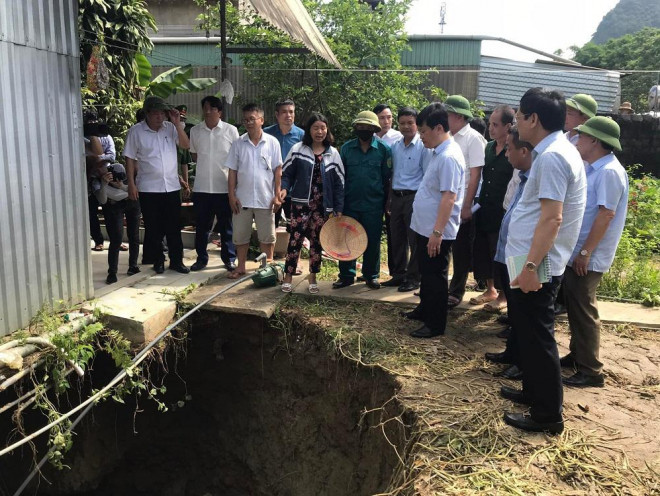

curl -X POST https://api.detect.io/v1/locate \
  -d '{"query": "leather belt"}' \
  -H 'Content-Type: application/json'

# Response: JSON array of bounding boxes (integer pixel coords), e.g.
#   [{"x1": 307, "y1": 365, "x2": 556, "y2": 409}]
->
[{"x1": 392, "y1": 189, "x2": 416, "y2": 197}]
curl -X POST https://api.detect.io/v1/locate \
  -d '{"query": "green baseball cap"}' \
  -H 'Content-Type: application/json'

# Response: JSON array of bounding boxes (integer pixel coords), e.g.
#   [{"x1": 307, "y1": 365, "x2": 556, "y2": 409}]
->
[
  {"x1": 352, "y1": 110, "x2": 381, "y2": 131},
  {"x1": 566, "y1": 93, "x2": 597, "y2": 118},
  {"x1": 444, "y1": 95, "x2": 473, "y2": 119},
  {"x1": 575, "y1": 116, "x2": 622, "y2": 151},
  {"x1": 143, "y1": 96, "x2": 173, "y2": 112}
]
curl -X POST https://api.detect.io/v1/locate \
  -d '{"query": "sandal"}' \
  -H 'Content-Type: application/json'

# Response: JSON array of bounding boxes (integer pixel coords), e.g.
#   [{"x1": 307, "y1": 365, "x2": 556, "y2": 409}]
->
[
  {"x1": 295, "y1": 267, "x2": 303, "y2": 276},
  {"x1": 119, "y1": 244, "x2": 128, "y2": 251},
  {"x1": 448, "y1": 295, "x2": 461, "y2": 308},
  {"x1": 469, "y1": 294, "x2": 497, "y2": 305},
  {"x1": 281, "y1": 282, "x2": 293, "y2": 293},
  {"x1": 308, "y1": 283, "x2": 319, "y2": 294},
  {"x1": 483, "y1": 300, "x2": 507, "y2": 313},
  {"x1": 227, "y1": 270, "x2": 246, "y2": 280},
  {"x1": 92, "y1": 244, "x2": 104, "y2": 251}
]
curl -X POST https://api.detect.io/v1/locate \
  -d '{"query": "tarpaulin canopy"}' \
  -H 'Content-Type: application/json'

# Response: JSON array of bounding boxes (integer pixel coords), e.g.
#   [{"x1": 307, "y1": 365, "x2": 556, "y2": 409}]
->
[{"x1": 246, "y1": 0, "x2": 342, "y2": 68}]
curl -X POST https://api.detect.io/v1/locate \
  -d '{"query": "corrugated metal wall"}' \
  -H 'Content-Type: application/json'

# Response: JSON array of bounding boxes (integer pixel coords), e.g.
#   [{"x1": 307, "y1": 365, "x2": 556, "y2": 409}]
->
[
  {"x1": 478, "y1": 56, "x2": 621, "y2": 112},
  {"x1": 403, "y1": 39, "x2": 481, "y2": 67},
  {"x1": 0, "y1": 0, "x2": 92, "y2": 336}
]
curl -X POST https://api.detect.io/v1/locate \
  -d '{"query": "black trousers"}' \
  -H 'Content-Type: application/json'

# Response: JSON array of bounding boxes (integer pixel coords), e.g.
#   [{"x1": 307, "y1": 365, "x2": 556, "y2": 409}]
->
[
  {"x1": 448, "y1": 219, "x2": 475, "y2": 301},
  {"x1": 102, "y1": 199, "x2": 141, "y2": 275},
  {"x1": 88, "y1": 194, "x2": 104, "y2": 246},
  {"x1": 193, "y1": 192, "x2": 235, "y2": 267},
  {"x1": 414, "y1": 235, "x2": 453, "y2": 333},
  {"x1": 473, "y1": 229, "x2": 500, "y2": 286},
  {"x1": 494, "y1": 261, "x2": 520, "y2": 367},
  {"x1": 389, "y1": 193, "x2": 419, "y2": 283},
  {"x1": 508, "y1": 276, "x2": 563, "y2": 422},
  {"x1": 139, "y1": 191, "x2": 184, "y2": 266}
]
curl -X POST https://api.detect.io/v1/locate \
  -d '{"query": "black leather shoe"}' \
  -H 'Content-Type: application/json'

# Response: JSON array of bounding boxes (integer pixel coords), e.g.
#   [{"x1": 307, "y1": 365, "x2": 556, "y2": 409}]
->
[
  {"x1": 169, "y1": 263, "x2": 190, "y2": 274},
  {"x1": 409, "y1": 325, "x2": 443, "y2": 338},
  {"x1": 400, "y1": 310, "x2": 423, "y2": 321},
  {"x1": 500, "y1": 385, "x2": 531, "y2": 405},
  {"x1": 497, "y1": 314, "x2": 510, "y2": 325},
  {"x1": 356, "y1": 275, "x2": 366, "y2": 282},
  {"x1": 382, "y1": 277, "x2": 404, "y2": 287},
  {"x1": 504, "y1": 412, "x2": 564, "y2": 434},
  {"x1": 559, "y1": 354, "x2": 576, "y2": 369},
  {"x1": 332, "y1": 279, "x2": 354, "y2": 289},
  {"x1": 106, "y1": 273, "x2": 117, "y2": 284},
  {"x1": 191, "y1": 261, "x2": 207, "y2": 272},
  {"x1": 127, "y1": 266, "x2": 141, "y2": 276},
  {"x1": 497, "y1": 327, "x2": 512, "y2": 339},
  {"x1": 365, "y1": 279, "x2": 381, "y2": 290},
  {"x1": 398, "y1": 281, "x2": 420, "y2": 292},
  {"x1": 485, "y1": 351, "x2": 514, "y2": 364},
  {"x1": 562, "y1": 370, "x2": 605, "y2": 388},
  {"x1": 154, "y1": 262, "x2": 165, "y2": 274},
  {"x1": 499, "y1": 365, "x2": 523, "y2": 380}
]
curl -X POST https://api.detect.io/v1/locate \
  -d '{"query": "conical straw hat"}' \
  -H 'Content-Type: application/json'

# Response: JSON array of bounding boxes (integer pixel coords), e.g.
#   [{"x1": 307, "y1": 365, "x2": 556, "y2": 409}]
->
[{"x1": 320, "y1": 215, "x2": 368, "y2": 261}]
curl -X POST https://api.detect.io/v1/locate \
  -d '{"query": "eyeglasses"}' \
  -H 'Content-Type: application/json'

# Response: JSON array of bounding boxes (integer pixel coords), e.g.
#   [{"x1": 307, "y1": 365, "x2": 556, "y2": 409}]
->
[
  {"x1": 515, "y1": 109, "x2": 531, "y2": 120},
  {"x1": 243, "y1": 117, "x2": 262, "y2": 124}
]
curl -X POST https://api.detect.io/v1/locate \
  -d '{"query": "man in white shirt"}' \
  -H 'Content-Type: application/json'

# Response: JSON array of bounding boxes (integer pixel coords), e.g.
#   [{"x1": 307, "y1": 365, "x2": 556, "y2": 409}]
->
[
  {"x1": 444, "y1": 95, "x2": 486, "y2": 307},
  {"x1": 189, "y1": 96, "x2": 240, "y2": 272},
  {"x1": 226, "y1": 103, "x2": 283, "y2": 278},
  {"x1": 374, "y1": 104, "x2": 403, "y2": 146},
  {"x1": 501, "y1": 88, "x2": 586, "y2": 435},
  {"x1": 125, "y1": 96, "x2": 191, "y2": 275}
]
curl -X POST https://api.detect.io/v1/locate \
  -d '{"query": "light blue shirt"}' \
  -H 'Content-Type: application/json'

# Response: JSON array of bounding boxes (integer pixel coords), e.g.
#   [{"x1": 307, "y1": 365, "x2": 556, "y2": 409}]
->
[
  {"x1": 495, "y1": 169, "x2": 529, "y2": 264},
  {"x1": 391, "y1": 134, "x2": 425, "y2": 191},
  {"x1": 264, "y1": 123, "x2": 304, "y2": 161},
  {"x1": 506, "y1": 131, "x2": 587, "y2": 276},
  {"x1": 411, "y1": 138, "x2": 465, "y2": 240},
  {"x1": 568, "y1": 153, "x2": 628, "y2": 272}
]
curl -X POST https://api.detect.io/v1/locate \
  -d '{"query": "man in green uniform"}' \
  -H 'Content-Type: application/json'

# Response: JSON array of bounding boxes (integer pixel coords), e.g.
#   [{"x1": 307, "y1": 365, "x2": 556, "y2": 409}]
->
[{"x1": 333, "y1": 111, "x2": 392, "y2": 290}]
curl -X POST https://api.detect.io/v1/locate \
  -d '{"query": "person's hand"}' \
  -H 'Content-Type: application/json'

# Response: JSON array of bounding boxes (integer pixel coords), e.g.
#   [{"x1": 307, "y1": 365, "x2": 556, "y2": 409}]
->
[
  {"x1": 427, "y1": 234, "x2": 442, "y2": 258},
  {"x1": 168, "y1": 108, "x2": 181, "y2": 125},
  {"x1": 229, "y1": 195, "x2": 242, "y2": 215},
  {"x1": 279, "y1": 189, "x2": 287, "y2": 202},
  {"x1": 271, "y1": 195, "x2": 282, "y2": 212},
  {"x1": 182, "y1": 186, "x2": 191, "y2": 201},
  {"x1": 335, "y1": 212, "x2": 343, "y2": 218},
  {"x1": 101, "y1": 171, "x2": 112, "y2": 184},
  {"x1": 460, "y1": 205, "x2": 472, "y2": 223},
  {"x1": 510, "y1": 269, "x2": 542, "y2": 293},
  {"x1": 128, "y1": 183, "x2": 139, "y2": 200},
  {"x1": 572, "y1": 253, "x2": 590, "y2": 276}
]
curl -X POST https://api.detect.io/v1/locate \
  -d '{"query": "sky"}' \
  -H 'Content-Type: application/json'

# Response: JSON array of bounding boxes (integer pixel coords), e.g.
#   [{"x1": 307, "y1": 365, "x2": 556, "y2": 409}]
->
[{"x1": 405, "y1": 0, "x2": 620, "y2": 62}]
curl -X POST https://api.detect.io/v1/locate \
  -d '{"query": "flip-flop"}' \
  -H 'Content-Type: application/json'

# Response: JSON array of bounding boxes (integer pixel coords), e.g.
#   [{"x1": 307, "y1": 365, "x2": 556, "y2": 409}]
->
[
  {"x1": 295, "y1": 267, "x2": 303, "y2": 276},
  {"x1": 483, "y1": 300, "x2": 507, "y2": 313},
  {"x1": 448, "y1": 296, "x2": 461, "y2": 308},
  {"x1": 92, "y1": 244, "x2": 104, "y2": 251},
  {"x1": 469, "y1": 294, "x2": 497, "y2": 305},
  {"x1": 119, "y1": 244, "x2": 128, "y2": 251},
  {"x1": 227, "y1": 270, "x2": 246, "y2": 280},
  {"x1": 308, "y1": 283, "x2": 319, "y2": 294},
  {"x1": 281, "y1": 282, "x2": 293, "y2": 293}
]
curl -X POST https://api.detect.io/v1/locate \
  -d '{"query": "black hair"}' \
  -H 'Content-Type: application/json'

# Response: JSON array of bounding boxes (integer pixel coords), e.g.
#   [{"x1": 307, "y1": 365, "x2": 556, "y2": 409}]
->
[
  {"x1": 83, "y1": 122, "x2": 101, "y2": 137},
  {"x1": 302, "y1": 113, "x2": 334, "y2": 148},
  {"x1": 601, "y1": 142, "x2": 615, "y2": 152},
  {"x1": 397, "y1": 106, "x2": 418, "y2": 120},
  {"x1": 416, "y1": 102, "x2": 449, "y2": 132},
  {"x1": 469, "y1": 117, "x2": 486, "y2": 136},
  {"x1": 519, "y1": 87, "x2": 566, "y2": 133},
  {"x1": 242, "y1": 103, "x2": 264, "y2": 117},
  {"x1": 96, "y1": 121, "x2": 111, "y2": 137},
  {"x1": 373, "y1": 104, "x2": 391, "y2": 115},
  {"x1": 83, "y1": 110, "x2": 98, "y2": 124},
  {"x1": 135, "y1": 108, "x2": 146, "y2": 123},
  {"x1": 494, "y1": 104, "x2": 515, "y2": 125},
  {"x1": 508, "y1": 125, "x2": 533, "y2": 151},
  {"x1": 201, "y1": 95, "x2": 223, "y2": 112},
  {"x1": 275, "y1": 99, "x2": 295, "y2": 111}
]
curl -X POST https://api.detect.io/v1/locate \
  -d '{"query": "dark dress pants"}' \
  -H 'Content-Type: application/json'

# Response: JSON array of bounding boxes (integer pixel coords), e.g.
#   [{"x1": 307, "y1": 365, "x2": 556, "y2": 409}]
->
[
  {"x1": 193, "y1": 192, "x2": 235, "y2": 267},
  {"x1": 448, "y1": 219, "x2": 475, "y2": 301},
  {"x1": 139, "y1": 191, "x2": 184, "y2": 266},
  {"x1": 414, "y1": 235, "x2": 453, "y2": 333},
  {"x1": 494, "y1": 261, "x2": 520, "y2": 367},
  {"x1": 509, "y1": 276, "x2": 563, "y2": 422},
  {"x1": 389, "y1": 193, "x2": 419, "y2": 283},
  {"x1": 88, "y1": 194, "x2": 104, "y2": 246},
  {"x1": 102, "y1": 199, "x2": 141, "y2": 275}
]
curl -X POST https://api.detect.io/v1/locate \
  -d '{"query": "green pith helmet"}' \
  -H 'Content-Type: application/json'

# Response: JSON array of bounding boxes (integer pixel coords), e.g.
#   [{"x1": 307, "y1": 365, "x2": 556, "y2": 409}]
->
[
  {"x1": 352, "y1": 110, "x2": 381, "y2": 131},
  {"x1": 143, "y1": 96, "x2": 173, "y2": 112},
  {"x1": 444, "y1": 95, "x2": 473, "y2": 119},
  {"x1": 566, "y1": 93, "x2": 598, "y2": 118},
  {"x1": 575, "y1": 116, "x2": 622, "y2": 151}
]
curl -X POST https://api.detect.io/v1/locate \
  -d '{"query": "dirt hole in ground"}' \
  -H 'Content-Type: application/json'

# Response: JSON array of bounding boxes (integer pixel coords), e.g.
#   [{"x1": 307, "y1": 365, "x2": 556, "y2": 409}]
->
[{"x1": 21, "y1": 312, "x2": 409, "y2": 496}]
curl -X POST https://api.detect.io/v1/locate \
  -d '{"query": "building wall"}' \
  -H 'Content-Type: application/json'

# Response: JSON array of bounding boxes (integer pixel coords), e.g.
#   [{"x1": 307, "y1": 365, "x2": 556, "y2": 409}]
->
[
  {"x1": 0, "y1": 1, "x2": 92, "y2": 336},
  {"x1": 609, "y1": 113, "x2": 660, "y2": 176}
]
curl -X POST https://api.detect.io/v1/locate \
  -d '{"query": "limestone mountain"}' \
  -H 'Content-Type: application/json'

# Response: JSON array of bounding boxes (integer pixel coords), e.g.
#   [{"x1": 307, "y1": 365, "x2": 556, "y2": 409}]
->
[{"x1": 592, "y1": 0, "x2": 660, "y2": 44}]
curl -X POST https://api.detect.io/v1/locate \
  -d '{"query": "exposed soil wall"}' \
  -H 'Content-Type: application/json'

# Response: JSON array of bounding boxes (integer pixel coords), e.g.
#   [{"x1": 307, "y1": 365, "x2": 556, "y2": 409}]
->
[{"x1": 3, "y1": 311, "x2": 410, "y2": 496}]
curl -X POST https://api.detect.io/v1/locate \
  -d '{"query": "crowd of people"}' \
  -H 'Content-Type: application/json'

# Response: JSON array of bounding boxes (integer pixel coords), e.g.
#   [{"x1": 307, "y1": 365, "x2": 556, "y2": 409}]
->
[{"x1": 85, "y1": 87, "x2": 630, "y2": 434}]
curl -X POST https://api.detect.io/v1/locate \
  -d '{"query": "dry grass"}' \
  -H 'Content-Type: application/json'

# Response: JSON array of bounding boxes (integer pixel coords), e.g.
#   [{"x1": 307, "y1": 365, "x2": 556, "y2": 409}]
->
[{"x1": 278, "y1": 296, "x2": 660, "y2": 496}]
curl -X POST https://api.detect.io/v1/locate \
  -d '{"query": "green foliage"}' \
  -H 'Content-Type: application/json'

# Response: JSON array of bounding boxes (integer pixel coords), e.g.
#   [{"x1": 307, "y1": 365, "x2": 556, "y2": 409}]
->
[
  {"x1": 591, "y1": 0, "x2": 660, "y2": 45},
  {"x1": 599, "y1": 171, "x2": 660, "y2": 304},
  {"x1": 135, "y1": 54, "x2": 217, "y2": 99},
  {"x1": 573, "y1": 28, "x2": 660, "y2": 110},
  {"x1": 196, "y1": 0, "x2": 430, "y2": 144}
]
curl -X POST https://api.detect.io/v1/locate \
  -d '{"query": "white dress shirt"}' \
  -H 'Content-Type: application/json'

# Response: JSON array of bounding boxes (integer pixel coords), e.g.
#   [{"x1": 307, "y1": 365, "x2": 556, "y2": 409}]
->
[
  {"x1": 452, "y1": 123, "x2": 486, "y2": 190},
  {"x1": 189, "y1": 120, "x2": 239, "y2": 194},
  {"x1": 376, "y1": 128, "x2": 403, "y2": 147}
]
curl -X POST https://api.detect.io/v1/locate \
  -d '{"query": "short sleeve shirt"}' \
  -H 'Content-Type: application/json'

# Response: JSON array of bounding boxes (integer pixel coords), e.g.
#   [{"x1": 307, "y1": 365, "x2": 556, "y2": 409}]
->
[
  {"x1": 411, "y1": 138, "x2": 465, "y2": 240},
  {"x1": 264, "y1": 124, "x2": 304, "y2": 161},
  {"x1": 390, "y1": 134, "x2": 425, "y2": 191},
  {"x1": 452, "y1": 123, "x2": 486, "y2": 190},
  {"x1": 506, "y1": 131, "x2": 587, "y2": 276},
  {"x1": 123, "y1": 121, "x2": 180, "y2": 193},
  {"x1": 226, "y1": 132, "x2": 282, "y2": 209},
  {"x1": 568, "y1": 153, "x2": 628, "y2": 272},
  {"x1": 189, "y1": 120, "x2": 239, "y2": 193},
  {"x1": 340, "y1": 137, "x2": 391, "y2": 212}
]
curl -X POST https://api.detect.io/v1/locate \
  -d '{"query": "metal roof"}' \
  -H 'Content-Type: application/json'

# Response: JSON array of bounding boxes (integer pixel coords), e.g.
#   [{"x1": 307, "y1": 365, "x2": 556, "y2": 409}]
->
[
  {"x1": 403, "y1": 38, "x2": 480, "y2": 67},
  {"x1": 478, "y1": 56, "x2": 621, "y2": 112}
]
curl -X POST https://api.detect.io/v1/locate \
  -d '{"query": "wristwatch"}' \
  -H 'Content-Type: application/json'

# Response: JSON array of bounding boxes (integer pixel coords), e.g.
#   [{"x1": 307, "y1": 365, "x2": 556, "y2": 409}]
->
[
  {"x1": 580, "y1": 249, "x2": 590, "y2": 257},
  {"x1": 524, "y1": 261, "x2": 537, "y2": 272},
  {"x1": 432, "y1": 229, "x2": 442, "y2": 238}
]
